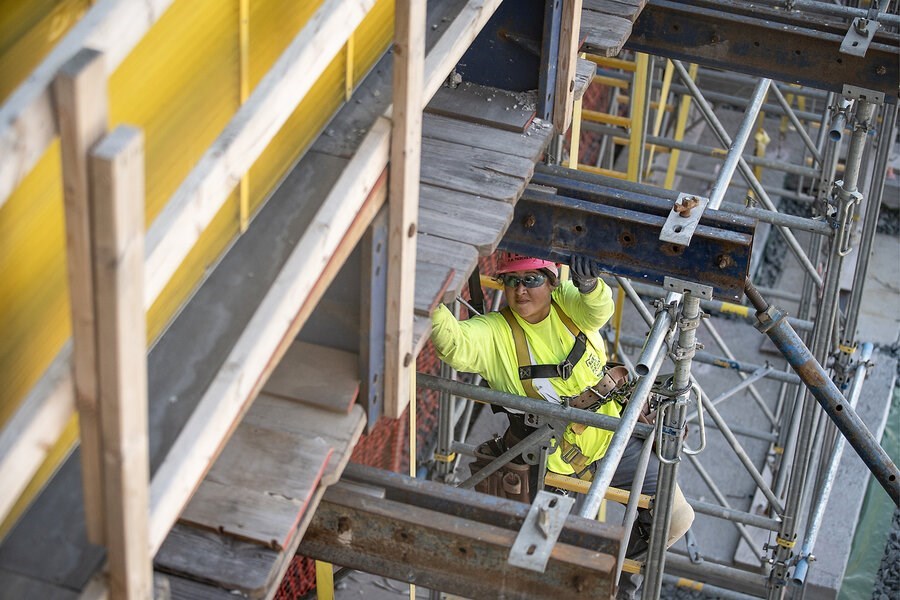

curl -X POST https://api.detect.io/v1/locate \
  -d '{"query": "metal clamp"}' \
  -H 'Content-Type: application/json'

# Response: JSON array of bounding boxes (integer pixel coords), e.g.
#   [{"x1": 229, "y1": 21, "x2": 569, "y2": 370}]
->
[
  {"x1": 682, "y1": 383, "x2": 706, "y2": 456},
  {"x1": 659, "y1": 193, "x2": 709, "y2": 247},
  {"x1": 840, "y1": 16, "x2": 879, "y2": 57},
  {"x1": 835, "y1": 186, "x2": 863, "y2": 256},
  {"x1": 508, "y1": 491, "x2": 575, "y2": 572},
  {"x1": 663, "y1": 277, "x2": 714, "y2": 300}
]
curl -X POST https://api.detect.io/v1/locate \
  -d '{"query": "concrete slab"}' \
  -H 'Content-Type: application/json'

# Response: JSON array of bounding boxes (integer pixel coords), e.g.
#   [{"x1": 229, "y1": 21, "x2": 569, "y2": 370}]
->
[{"x1": 804, "y1": 349, "x2": 896, "y2": 599}]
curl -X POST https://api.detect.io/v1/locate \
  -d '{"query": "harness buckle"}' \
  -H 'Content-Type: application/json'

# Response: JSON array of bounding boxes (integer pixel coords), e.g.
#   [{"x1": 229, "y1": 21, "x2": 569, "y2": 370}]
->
[
  {"x1": 560, "y1": 444, "x2": 582, "y2": 464},
  {"x1": 557, "y1": 360, "x2": 574, "y2": 380}
]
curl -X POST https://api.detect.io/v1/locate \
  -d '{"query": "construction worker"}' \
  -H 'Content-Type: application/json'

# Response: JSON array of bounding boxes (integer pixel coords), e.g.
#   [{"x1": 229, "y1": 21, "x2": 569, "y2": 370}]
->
[{"x1": 430, "y1": 251, "x2": 694, "y2": 595}]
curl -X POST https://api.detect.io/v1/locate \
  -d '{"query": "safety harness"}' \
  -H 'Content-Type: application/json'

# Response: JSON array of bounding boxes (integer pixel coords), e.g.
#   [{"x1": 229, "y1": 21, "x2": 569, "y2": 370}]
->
[{"x1": 499, "y1": 302, "x2": 620, "y2": 480}]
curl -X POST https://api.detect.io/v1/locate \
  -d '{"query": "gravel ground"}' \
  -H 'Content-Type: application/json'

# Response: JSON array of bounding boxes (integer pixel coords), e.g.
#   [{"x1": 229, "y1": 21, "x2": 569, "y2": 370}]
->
[{"x1": 872, "y1": 508, "x2": 900, "y2": 600}]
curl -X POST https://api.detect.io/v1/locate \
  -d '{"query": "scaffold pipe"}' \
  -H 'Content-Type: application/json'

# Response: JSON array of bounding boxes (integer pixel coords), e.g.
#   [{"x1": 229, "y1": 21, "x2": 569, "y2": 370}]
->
[
  {"x1": 792, "y1": 343, "x2": 873, "y2": 586},
  {"x1": 579, "y1": 349, "x2": 668, "y2": 519},
  {"x1": 415, "y1": 373, "x2": 654, "y2": 438},
  {"x1": 672, "y1": 60, "x2": 823, "y2": 289},
  {"x1": 745, "y1": 282, "x2": 899, "y2": 504},
  {"x1": 709, "y1": 78, "x2": 771, "y2": 210}
]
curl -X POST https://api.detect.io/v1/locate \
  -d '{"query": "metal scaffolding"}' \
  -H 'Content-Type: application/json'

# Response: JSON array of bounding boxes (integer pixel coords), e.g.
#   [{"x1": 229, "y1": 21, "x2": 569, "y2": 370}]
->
[{"x1": 422, "y1": 48, "x2": 898, "y2": 599}]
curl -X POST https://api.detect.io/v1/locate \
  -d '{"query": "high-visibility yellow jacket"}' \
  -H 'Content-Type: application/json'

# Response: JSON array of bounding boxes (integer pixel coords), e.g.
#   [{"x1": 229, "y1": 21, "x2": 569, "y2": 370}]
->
[{"x1": 431, "y1": 280, "x2": 617, "y2": 474}]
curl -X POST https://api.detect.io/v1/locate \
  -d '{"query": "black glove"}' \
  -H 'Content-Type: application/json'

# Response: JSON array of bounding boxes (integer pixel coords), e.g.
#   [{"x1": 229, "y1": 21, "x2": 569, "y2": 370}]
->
[{"x1": 570, "y1": 255, "x2": 602, "y2": 293}]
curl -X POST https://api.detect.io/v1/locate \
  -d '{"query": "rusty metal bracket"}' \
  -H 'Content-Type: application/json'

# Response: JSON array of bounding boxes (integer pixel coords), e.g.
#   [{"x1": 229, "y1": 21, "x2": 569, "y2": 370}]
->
[{"x1": 300, "y1": 464, "x2": 623, "y2": 599}]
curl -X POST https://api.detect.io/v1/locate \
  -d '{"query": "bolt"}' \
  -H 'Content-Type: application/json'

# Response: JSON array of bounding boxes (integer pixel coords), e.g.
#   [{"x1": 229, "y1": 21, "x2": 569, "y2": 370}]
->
[
  {"x1": 877, "y1": 65, "x2": 887, "y2": 75},
  {"x1": 717, "y1": 255, "x2": 733, "y2": 269},
  {"x1": 523, "y1": 214, "x2": 536, "y2": 228},
  {"x1": 674, "y1": 196, "x2": 700, "y2": 217}
]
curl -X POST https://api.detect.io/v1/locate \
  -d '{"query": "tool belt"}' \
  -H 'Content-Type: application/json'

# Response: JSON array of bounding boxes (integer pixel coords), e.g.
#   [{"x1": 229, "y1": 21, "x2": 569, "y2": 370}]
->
[
  {"x1": 469, "y1": 434, "x2": 533, "y2": 503},
  {"x1": 563, "y1": 364, "x2": 631, "y2": 410}
]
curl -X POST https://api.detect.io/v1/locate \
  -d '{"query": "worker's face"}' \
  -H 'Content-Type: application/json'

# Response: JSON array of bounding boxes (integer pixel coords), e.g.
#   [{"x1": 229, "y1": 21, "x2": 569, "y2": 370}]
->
[{"x1": 503, "y1": 270, "x2": 552, "y2": 324}]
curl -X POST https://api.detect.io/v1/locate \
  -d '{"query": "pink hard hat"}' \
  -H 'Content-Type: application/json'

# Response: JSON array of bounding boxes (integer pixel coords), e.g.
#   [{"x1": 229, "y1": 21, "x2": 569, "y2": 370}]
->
[{"x1": 496, "y1": 252, "x2": 558, "y2": 276}]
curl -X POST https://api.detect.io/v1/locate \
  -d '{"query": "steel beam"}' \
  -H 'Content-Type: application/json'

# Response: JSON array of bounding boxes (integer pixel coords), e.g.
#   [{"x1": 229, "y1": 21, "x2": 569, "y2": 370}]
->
[
  {"x1": 626, "y1": 0, "x2": 899, "y2": 103},
  {"x1": 299, "y1": 465, "x2": 623, "y2": 599},
  {"x1": 509, "y1": 168, "x2": 755, "y2": 300}
]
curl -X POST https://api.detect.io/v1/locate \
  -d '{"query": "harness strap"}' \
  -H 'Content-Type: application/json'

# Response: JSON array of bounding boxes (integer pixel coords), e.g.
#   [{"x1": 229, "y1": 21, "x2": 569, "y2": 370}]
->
[
  {"x1": 500, "y1": 307, "x2": 542, "y2": 399},
  {"x1": 501, "y1": 301, "x2": 588, "y2": 382},
  {"x1": 557, "y1": 438, "x2": 593, "y2": 480}
]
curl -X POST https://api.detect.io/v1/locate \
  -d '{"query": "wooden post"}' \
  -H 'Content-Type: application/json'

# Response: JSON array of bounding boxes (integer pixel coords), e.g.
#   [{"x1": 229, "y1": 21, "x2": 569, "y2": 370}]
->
[
  {"x1": 90, "y1": 126, "x2": 151, "y2": 599},
  {"x1": 553, "y1": 0, "x2": 583, "y2": 135},
  {"x1": 384, "y1": 0, "x2": 425, "y2": 419},
  {"x1": 53, "y1": 47, "x2": 108, "y2": 545}
]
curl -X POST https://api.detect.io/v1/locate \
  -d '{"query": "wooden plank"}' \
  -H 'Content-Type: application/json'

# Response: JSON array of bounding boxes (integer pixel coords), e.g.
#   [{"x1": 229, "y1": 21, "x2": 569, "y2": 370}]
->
[
  {"x1": 422, "y1": 137, "x2": 537, "y2": 179},
  {"x1": 0, "y1": 346, "x2": 74, "y2": 526},
  {"x1": 147, "y1": 120, "x2": 391, "y2": 557},
  {"x1": 157, "y1": 405, "x2": 363, "y2": 596},
  {"x1": 247, "y1": 399, "x2": 366, "y2": 485},
  {"x1": 53, "y1": 48, "x2": 109, "y2": 545},
  {"x1": 419, "y1": 151, "x2": 528, "y2": 203},
  {"x1": 156, "y1": 573, "x2": 238, "y2": 600},
  {"x1": 412, "y1": 315, "x2": 433, "y2": 358},
  {"x1": 384, "y1": 0, "x2": 426, "y2": 420},
  {"x1": 180, "y1": 481, "x2": 304, "y2": 551},
  {"x1": 144, "y1": 0, "x2": 376, "y2": 309},
  {"x1": 414, "y1": 262, "x2": 454, "y2": 316},
  {"x1": 580, "y1": 9, "x2": 633, "y2": 57},
  {"x1": 90, "y1": 126, "x2": 152, "y2": 598},
  {"x1": 584, "y1": 0, "x2": 646, "y2": 23},
  {"x1": 554, "y1": 0, "x2": 583, "y2": 134},
  {"x1": 421, "y1": 114, "x2": 551, "y2": 162},
  {"x1": 262, "y1": 341, "x2": 360, "y2": 414},
  {"x1": 416, "y1": 234, "x2": 478, "y2": 300},
  {"x1": 418, "y1": 185, "x2": 513, "y2": 255},
  {"x1": 155, "y1": 524, "x2": 279, "y2": 598},
  {"x1": 574, "y1": 58, "x2": 595, "y2": 101},
  {"x1": 203, "y1": 424, "x2": 331, "y2": 504},
  {"x1": 425, "y1": 82, "x2": 535, "y2": 132},
  {"x1": 0, "y1": 0, "x2": 175, "y2": 209}
]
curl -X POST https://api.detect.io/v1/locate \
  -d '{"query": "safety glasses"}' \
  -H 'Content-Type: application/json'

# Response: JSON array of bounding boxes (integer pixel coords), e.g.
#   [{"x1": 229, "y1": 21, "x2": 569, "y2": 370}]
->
[{"x1": 499, "y1": 273, "x2": 547, "y2": 289}]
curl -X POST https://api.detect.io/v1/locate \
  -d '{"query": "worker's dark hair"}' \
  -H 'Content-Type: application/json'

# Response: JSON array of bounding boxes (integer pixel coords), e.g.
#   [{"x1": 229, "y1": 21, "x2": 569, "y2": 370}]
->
[{"x1": 540, "y1": 267, "x2": 559, "y2": 288}]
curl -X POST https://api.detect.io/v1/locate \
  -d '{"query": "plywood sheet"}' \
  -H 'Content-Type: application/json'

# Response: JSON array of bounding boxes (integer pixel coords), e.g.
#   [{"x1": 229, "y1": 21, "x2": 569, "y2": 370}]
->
[
  {"x1": 262, "y1": 340, "x2": 360, "y2": 413},
  {"x1": 426, "y1": 82, "x2": 536, "y2": 132}
]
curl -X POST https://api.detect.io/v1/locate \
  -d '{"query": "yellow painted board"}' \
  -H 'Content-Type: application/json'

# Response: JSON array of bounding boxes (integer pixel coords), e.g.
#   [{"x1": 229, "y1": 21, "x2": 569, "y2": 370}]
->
[
  {"x1": 0, "y1": 0, "x2": 397, "y2": 538},
  {"x1": 0, "y1": 0, "x2": 91, "y2": 102},
  {"x1": 0, "y1": 141, "x2": 69, "y2": 427}
]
